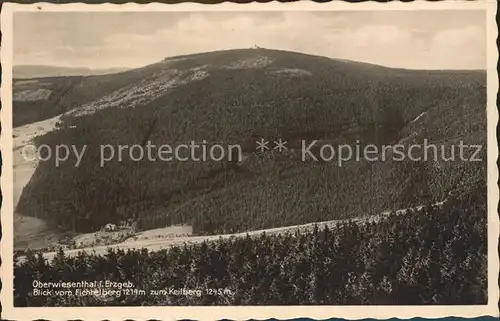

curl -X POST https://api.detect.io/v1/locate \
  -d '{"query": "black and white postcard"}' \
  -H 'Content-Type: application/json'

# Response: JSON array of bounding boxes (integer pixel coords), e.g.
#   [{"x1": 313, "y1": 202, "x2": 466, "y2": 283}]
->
[{"x1": 1, "y1": 1, "x2": 498, "y2": 320}]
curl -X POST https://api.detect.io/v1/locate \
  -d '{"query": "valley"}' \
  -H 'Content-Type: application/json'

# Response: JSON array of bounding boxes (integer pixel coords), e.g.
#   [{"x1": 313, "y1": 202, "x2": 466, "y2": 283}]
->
[
  {"x1": 13, "y1": 49, "x2": 486, "y2": 255},
  {"x1": 8, "y1": 4, "x2": 492, "y2": 309}
]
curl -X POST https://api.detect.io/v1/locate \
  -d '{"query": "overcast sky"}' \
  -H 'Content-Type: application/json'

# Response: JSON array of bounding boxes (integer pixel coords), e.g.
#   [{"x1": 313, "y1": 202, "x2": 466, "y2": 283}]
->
[{"x1": 13, "y1": 10, "x2": 486, "y2": 70}]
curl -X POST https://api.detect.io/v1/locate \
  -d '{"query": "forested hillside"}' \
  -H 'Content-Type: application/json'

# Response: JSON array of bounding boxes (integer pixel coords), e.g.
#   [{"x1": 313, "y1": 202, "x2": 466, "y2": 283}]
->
[
  {"x1": 15, "y1": 49, "x2": 486, "y2": 236},
  {"x1": 14, "y1": 186, "x2": 487, "y2": 306}
]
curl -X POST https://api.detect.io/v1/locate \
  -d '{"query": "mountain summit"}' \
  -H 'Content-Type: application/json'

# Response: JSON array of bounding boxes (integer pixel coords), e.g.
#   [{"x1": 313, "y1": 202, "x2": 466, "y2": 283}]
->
[{"x1": 14, "y1": 49, "x2": 486, "y2": 235}]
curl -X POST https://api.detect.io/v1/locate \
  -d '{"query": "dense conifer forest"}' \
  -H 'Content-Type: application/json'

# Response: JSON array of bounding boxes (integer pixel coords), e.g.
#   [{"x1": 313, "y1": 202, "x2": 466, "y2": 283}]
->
[{"x1": 14, "y1": 185, "x2": 487, "y2": 306}]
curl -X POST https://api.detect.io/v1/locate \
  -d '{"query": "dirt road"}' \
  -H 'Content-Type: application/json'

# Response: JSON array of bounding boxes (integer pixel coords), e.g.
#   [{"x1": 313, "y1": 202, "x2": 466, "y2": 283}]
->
[{"x1": 22, "y1": 201, "x2": 445, "y2": 262}]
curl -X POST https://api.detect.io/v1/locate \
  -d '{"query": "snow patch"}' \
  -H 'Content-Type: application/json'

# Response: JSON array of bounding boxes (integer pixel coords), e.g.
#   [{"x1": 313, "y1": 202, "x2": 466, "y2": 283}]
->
[
  {"x1": 270, "y1": 68, "x2": 312, "y2": 76},
  {"x1": 68, "y1": 66, "x2": 210, "y2": 117},
  {"x1": 222, "y1": 56, "x2": 274, "y2": 69},
  {"x1": 410, "y1": 112, "x2": 427, "y2": 123},
  {"x1": 13, "y1": 88, "x2": 52, "y2": 101}
]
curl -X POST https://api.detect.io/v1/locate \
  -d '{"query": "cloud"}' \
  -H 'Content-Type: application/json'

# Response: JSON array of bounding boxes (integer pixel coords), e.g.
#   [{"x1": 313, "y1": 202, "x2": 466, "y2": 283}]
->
[
  {"x1": 13, "y1": 11, "x2": 486, "y2": 70},
  {"x1": 320, "y1": 25, "x2": 486, "y2": 69},
  {"x1": 426, "y1": 26, "x2": 485, "y2": 69}
]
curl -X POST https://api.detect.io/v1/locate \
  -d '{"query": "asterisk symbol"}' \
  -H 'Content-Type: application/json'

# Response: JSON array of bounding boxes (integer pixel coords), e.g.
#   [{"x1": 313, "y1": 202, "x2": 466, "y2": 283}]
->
[
  {"x1": 274, "y1": 138, "x2": 288, "y2": 152},
  {"x1": 256, "y1": 138, "x2": 269, "y2": 152}
]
